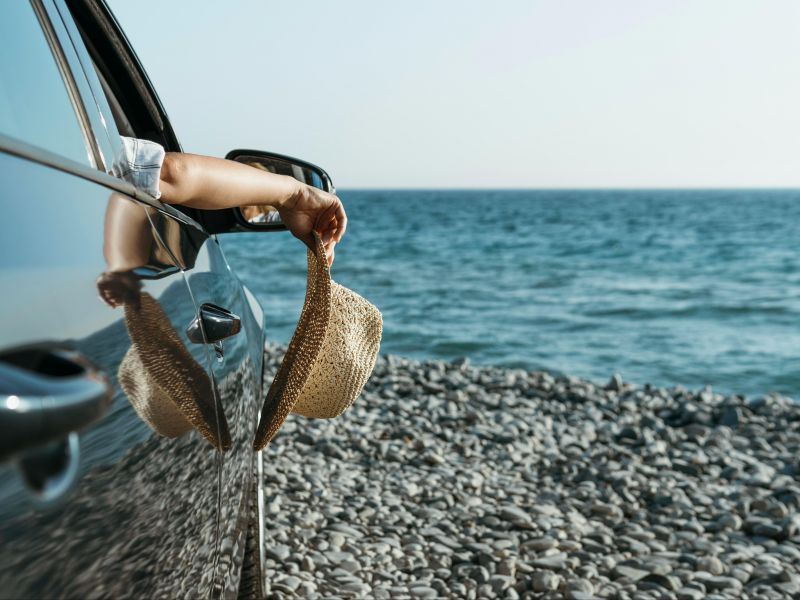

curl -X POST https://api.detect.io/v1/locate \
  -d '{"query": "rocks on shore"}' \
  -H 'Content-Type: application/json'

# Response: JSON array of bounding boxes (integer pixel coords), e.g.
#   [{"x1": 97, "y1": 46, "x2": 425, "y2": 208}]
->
[{"x1": 260, "y1": 345, "x2": 800, "y2": 600}]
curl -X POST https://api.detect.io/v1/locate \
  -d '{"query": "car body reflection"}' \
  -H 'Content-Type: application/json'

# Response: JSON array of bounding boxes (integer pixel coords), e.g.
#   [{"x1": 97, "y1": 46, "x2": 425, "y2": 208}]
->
[{"x1": 0, "y1": 159, "x2": 222, "y2": 597}]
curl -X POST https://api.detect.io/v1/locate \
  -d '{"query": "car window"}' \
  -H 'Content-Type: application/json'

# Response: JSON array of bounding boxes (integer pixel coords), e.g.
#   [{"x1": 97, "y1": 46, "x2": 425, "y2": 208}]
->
[
  {"x1": 63, "y1": 0, "x2": 174, "y2": 149},
  {"x1": 0, "y1": 2, "x2": 91, "y2": 165},
  {"x1": 44, "y1": 0, "x2": 125, "y2": 173}
]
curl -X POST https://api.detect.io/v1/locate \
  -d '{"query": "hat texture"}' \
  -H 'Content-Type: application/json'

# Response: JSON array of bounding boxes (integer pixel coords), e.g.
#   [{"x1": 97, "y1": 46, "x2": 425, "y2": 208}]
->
[
  {"x1": 119, "y1": 345, "x2": 193, "y2": 438},
  {"x1": 254, "y1": 233, "x2": 382, "y2": 450},
  {"x1": 120, "y1": 292, "x2": 232, "y2": 451}
]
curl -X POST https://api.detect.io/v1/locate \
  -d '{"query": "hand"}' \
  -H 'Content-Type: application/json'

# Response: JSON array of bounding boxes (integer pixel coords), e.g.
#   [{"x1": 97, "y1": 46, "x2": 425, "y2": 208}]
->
[
  {"x1": 277, "y1": 185, "x2": 347, "y2": 266},
  {"x1": 96, "y1": 271, "x2": 142, "y2": 308}
]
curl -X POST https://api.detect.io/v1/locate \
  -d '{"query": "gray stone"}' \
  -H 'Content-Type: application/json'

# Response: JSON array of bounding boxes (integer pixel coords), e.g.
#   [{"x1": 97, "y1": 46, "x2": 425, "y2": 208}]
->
[
  {"x1": 607, "y1": 374, "x2": 624, "y2": 391},
  {"x1": 775, "y1": 581, "x2": 800, "y2": 595},
  {"x1": 704, "y1": 576, "x2": 743, "y2": 591},
  {"x1": 279, "y1": 576, "x2": 301, "y2": 592},
  {"x1": 497, "y1": 558, "x2": 516, "y2": 576},
  {"x1": 695, "y1": 556, "x2": 723, "y2": 576},
  {"x1": 676, "y1": 588, "x2": 704, "y2": 600},
  {"x1": 532, "y1": 571, "x2": 561, "y2": 592},
  {"x1": 718, "y1": 405, "x2": 742, "y2": 428},
  {"x1": 489, "y1": 575, "x2": 513, "y2": 594},
  {"x1": 409, "y1": 585, "x2": 439, "y2": 599},
  {"x1": 530, "y1": 553, "x2": 568, "y2": 570},
  {"x1": 340, "y1": 582, "x2": 370, "y2": 595},
  {"x1": 613, "y1": 565, "x2": 650, "y2": 582},
  {"x1": 566, "y1": 578, "x2": 594, "y2": 594},
  {"x1": 338, "y1": 559, "x2": 361, "y2": 573},
  {"x1": 566, "y1": 592, "x2": 595, "y2": 600},
  {"x1": 640, "y1": 573, "x2": 681, "y2": 592},
  {"x1": 522, "y1": 537, "x2": 558, "y2": 552},
  {"x1": 499, "y1": 504, "x2": 532, "y2": 523},
  {"x1": 729, "y1": 567, "x2": 750, "y2": 584},
  {"x1": 300, "y1": 556, "x2": 315, "y2": 572},
  {"x1": 591, "y1": 502, "x2": 624, "y2": 519},
  {"x1": 325, "y1": 550, "x2": 355, "y2": 565},
  {"x1": 266, "y1": 544, "x2": 291, "y2": 562},
  {"x1": 469, "y1": 566, "x2": 490, "y2": 584},
  {"x1": 752, "y1": 521, "x2": 784, "y2": 539}
]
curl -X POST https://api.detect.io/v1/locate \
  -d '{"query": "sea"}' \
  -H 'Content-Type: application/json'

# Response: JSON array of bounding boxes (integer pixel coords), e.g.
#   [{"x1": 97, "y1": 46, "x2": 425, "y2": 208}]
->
[{"x1": 219, "y1": 190, "x2": 800, "y2": 399}]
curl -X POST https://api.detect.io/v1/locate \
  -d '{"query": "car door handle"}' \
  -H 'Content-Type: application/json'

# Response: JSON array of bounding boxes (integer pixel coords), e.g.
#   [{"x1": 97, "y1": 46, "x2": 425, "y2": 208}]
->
[
  {"x1": 186, "y1": 303, "x2": 242, "y2": 344},
  {"x1": 0, "y1": 350, "x2": 112, "y2": 461}
]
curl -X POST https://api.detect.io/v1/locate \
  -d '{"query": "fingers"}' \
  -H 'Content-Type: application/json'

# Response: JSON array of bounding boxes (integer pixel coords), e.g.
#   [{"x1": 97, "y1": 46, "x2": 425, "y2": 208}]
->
[
  {"x1": 314, "y1": 200, "x2": 338, "y2": 239},
  {"x1": 325, "y1": 241, "x2": 336, "y2": 266},
  {"x1": 313, "y1": 195, "x2": 347, "y2": 244},
  {"x1": 334, "y1": 202, "x2": 347, "y2": 242}
]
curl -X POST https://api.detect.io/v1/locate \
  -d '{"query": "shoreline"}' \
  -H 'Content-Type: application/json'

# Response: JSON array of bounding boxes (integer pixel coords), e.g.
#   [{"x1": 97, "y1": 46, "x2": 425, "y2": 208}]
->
[{"x1": 261, "y1": 345, "x2": 800, "y2": 599}]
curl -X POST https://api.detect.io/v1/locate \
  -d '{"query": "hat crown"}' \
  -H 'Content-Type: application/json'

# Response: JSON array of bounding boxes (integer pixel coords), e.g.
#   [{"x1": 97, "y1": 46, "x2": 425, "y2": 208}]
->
[{"x1": 254, "y1": 232, "x2": 382, "y2": 450}]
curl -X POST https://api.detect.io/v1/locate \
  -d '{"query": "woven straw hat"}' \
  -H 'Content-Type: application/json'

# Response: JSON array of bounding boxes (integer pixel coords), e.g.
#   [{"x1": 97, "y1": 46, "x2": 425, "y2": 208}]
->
[
  {"x1": 119, "y1": 345, "x2": 193, "y2": 438},
  {"x1": 119, "y1": 292, "x2": 232, "y2": 451},
  {"x1": 253, "y1": 232, "x2": 382, "y2": 450}
]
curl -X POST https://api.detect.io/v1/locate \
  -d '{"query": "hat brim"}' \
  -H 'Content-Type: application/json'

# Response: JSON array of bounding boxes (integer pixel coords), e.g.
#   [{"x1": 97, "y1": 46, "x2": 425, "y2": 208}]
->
[
  {"x1": 124, "y1": 292, "x2": 232, "y2": 451},
  {"x1": 253, "y1": 233, "x2": 332, "y2": 450}
]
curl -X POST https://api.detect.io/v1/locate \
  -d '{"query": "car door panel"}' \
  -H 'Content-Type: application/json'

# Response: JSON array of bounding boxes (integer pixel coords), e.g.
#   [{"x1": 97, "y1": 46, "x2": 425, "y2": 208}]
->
[
  {"x1": 0, "y1": 153, "x2": 222, "y2": 598},
  {"x1": 149, "y1": 211, "x2": 264, "y2": 597}
]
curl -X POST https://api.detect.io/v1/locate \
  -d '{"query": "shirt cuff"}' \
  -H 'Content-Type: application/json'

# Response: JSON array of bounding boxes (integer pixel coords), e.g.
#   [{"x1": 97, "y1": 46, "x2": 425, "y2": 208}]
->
[{"x1": 117, "y1": 136, "x2": 166, "y2": 199}]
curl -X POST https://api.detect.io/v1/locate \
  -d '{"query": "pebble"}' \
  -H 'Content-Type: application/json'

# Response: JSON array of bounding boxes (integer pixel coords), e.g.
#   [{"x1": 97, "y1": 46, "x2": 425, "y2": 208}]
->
[
  {"x1": 530, "y1": 553, "x2": 568, "y2": 570},
  {"x1": 696, "y1": 556, "x2": 724, "y2": 575},
  {"x1": 614, "y1": 566, "x2": 650, "y2": 582},
  {"x1": 676, "y1": 588, "x2": 705, "y2": 600},
  {"x1": 253, "y1": 344, "x2": 800, "y2": 600},
  {"x1": 498, "y1": 505, "x2": 531, "y2": 524},
  {"x1": 266, "y1": 544, "x2": 291, "y2": 562},
  {"x1": 532, "y1": 571, "x2": 561, "y2": 592},
  {"x1": 704, "y1": 576, "x2": 743, "y2": 592},
  {"x1": 409, "y1": 585, "x2": 438, "y2": 598},
  {"x1": 469, "y1": 566, "x2": 490, "y2": 584},
  {"x1": 566, "y1": 578, "x2": 594, "y2": 594},
  {"x1": 523, "y1": 537, "x2": 558, "y2": 552}
]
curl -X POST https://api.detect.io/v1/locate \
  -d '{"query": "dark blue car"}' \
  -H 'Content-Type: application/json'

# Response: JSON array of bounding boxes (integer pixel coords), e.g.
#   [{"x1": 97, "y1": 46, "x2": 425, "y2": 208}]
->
[{"x1": 0, "y1": 1, "x2": 333, "y2": 597}]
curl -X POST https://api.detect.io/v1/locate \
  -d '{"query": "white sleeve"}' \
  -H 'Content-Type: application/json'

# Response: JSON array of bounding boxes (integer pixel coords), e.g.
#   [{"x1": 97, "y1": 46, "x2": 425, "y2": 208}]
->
[{"x1": 117, "y1": 136, "x2": 166, "y2": 199}]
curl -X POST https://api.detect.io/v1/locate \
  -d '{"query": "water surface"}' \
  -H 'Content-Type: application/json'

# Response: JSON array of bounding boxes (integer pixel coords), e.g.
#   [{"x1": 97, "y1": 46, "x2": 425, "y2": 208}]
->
[{"x1": 220, "y1": 190, "x2": 800, "y2": 398}]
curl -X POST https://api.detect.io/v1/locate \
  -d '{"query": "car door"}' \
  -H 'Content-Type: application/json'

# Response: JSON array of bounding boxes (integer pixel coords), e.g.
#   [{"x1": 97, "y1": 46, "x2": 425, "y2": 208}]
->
[
  {"x1": 0, "y1": 2, "x2": 223, "y2": 598},
  {"x1": 148, "y1": 208, "x2": 266, "y2": 596},
  {"x1": 52, "y1": 0, "x2": 267, "y2": 594}
]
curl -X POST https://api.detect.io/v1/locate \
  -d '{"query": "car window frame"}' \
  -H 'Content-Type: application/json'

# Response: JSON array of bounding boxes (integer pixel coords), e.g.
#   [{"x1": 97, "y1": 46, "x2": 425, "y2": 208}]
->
[
  {"x1": 0, "y1": 0, "x2": 149, "y2": 203},
  {"x1": 64, "y1": 0, "x2": 179, "y2": 152},
  {"x1": 0, "y1": 0, "x2": 211, "y2": 240},
  {"x1": 2, "y1": 0, "x2": 102, "y2": 169},
  {"x1": 56, "y1": 0, "x2": 224, "y2": 235},
  {"x1": 44, "y1": 0, "x2": 123, "y2": 173}
]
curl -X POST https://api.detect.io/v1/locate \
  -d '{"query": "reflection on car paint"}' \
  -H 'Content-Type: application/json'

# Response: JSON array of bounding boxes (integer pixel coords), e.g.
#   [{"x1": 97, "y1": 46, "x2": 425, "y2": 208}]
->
[
  {"x1": 0, "y1": 155, "x2": 222, "y2": 597},
  {"x1": 148, "y1": 205, "x2": 265, "y2": 596},
  {"x1": 98, "y1": 196, "x2": 231, "y2": 449}
]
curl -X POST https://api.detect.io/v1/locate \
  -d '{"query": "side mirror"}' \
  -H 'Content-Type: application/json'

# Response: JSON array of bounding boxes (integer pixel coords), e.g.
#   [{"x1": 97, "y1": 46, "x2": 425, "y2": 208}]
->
[{"x1": 224, "y1": 149, "x2": 335, "y2": 231}]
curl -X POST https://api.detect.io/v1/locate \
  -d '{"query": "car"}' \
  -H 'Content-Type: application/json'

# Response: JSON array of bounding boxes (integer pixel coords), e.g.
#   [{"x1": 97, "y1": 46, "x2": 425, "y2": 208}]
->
[{"x1": 0, "y1": 1, "x2": 333, "y2": 597}]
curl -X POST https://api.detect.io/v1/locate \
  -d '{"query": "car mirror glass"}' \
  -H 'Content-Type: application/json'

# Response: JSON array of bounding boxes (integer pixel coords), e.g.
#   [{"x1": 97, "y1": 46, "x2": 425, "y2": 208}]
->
[{"x1": 225, "y1": 151, "x2": 334, "y2": 230}]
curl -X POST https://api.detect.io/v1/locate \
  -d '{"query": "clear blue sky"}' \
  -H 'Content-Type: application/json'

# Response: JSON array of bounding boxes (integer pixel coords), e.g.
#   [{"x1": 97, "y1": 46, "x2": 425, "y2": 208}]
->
[{"x1": 109, "y1": 1, "x2": 800, "y2": 188}]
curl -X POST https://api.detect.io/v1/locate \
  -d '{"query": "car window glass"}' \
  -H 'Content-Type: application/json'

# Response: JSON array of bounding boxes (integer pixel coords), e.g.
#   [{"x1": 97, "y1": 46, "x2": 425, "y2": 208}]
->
[
  {"x1": 49, "y1": 0, "x2": 128, "y2": 168},
  {"x1": 0, "y1": 2, "x2": 90, "y2": 165}
]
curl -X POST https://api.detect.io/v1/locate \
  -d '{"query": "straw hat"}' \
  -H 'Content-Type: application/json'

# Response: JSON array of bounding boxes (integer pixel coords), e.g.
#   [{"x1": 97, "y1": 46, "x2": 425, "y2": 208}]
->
[
  {"x1": 119, "y1": 345, "x2": 193, "y2": 438},
  {"x1": 253, "y1": 232, "x2": 382, "y2": 450},
  {"x1": 119, "y1": 292, "x2": 232, "y2": 451}
]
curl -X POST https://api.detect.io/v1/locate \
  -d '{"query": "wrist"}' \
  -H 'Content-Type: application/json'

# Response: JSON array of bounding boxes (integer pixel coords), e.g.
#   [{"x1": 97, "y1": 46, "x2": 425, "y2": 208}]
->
[{"x1": 276, "y1": 177, "x2": 307, "y2": 209}]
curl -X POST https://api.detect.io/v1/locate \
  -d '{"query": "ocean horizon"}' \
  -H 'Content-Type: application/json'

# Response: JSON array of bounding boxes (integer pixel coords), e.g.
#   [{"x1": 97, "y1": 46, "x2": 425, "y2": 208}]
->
[{"x1": 221, "y1": 188, "x2": 800, "y2": 399}]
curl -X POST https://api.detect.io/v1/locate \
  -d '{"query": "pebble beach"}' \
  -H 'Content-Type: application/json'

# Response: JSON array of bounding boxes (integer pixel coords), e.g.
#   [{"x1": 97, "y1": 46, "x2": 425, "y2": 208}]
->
[{"x1": 260, "y1": 345, "x2": 800, "y2": 600}]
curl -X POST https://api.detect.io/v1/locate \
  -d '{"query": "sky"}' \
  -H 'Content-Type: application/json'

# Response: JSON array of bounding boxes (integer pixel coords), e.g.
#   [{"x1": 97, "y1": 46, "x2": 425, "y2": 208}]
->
[{"x1": 108, "y1": 1, "x2": 800, "y2": 189}]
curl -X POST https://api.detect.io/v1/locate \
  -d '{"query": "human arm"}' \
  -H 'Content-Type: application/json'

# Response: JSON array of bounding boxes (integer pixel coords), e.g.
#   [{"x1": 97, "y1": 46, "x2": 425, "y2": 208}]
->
[
  {"x1": 96, "y1": 194, "x2": 151, "y2": 308},
  {"x1": 159, "y1": 152, "x2": 346, "y2": 262}
]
